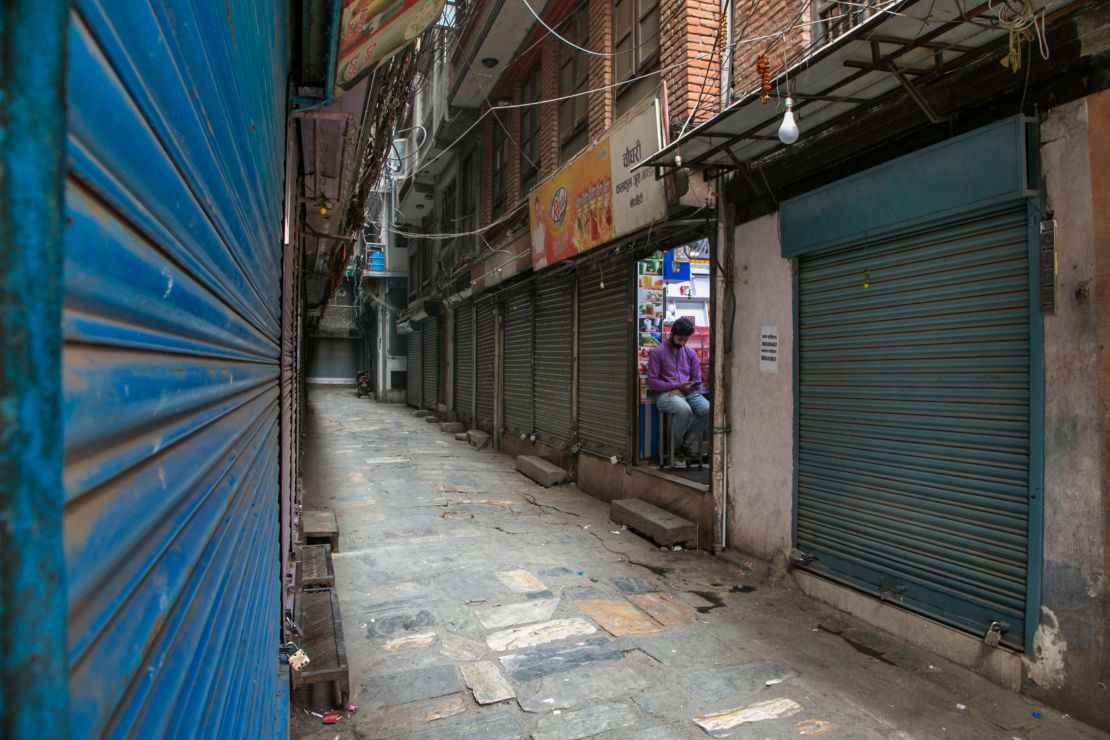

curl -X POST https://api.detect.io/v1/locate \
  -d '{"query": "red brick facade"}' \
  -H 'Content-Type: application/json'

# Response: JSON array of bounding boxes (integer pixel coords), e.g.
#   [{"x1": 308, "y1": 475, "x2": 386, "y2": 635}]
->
[{"x1": 730, "y1": 0, "x2": 812, "y2": 103}]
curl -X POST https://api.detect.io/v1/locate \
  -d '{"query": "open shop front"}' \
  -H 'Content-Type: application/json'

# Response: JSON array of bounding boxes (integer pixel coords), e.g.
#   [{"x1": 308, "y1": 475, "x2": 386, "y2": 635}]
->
[{"x1": 635, "y1": 239, "x2": 713, "y2": 483}]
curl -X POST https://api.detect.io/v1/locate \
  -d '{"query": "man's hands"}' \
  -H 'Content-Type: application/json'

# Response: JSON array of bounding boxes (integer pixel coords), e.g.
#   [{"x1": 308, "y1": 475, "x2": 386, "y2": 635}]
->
[{"x1": 675, "y1": 382, "x2": 693, "y2": 395}]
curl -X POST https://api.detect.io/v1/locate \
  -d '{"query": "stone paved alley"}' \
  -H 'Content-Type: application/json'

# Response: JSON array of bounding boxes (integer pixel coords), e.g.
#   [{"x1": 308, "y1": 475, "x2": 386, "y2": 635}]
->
[{"x1": 293, "y1": 388, "x2": 1107, "y2": 740}]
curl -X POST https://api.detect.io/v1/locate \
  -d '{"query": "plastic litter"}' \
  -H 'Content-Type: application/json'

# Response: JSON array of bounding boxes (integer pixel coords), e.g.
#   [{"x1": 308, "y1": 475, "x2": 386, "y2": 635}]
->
[
  {"x1": 956, "y1": 704, "x2": 966, "y2": 711},
  {"x1": 322, "y1": 711, "x2": 342, "y2": 724},
  {"x1": 347, "y1": 703, "x2": 359, "y2": 713},
  {"x1": 576, "y1": 571, "x2": 584, "y2": 576},
  {"x1": 1032, "y1": 711, "x2": 1042, "y2": 719},
  {"x1": 765, "y1": 678, "x2": 785, "y2": 686}
]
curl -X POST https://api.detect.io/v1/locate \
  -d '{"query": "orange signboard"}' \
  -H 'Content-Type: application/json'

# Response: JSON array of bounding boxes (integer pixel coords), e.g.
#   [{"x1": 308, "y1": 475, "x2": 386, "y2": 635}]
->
[
  {"x1": 337, "y1": 0, "x2": 445, "y2": 89},
  {"x1": 528, "y1": 99, "x2": 665, "y2": 271}
]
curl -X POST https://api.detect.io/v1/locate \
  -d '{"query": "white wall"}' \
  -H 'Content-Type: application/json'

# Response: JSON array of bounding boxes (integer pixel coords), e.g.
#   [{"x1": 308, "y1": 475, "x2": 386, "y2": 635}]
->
[{"x1": 726, "y1": 211, "x2": 794, "y2": 560}]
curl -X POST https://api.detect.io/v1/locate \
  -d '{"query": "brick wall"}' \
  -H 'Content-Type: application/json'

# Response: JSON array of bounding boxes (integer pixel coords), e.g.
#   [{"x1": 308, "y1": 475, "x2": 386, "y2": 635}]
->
[
  {"x1": 730, "y1": 0, "x2": 812, "y2": 104},
  {"x1": 588, "y1": 0, "x2": 614, "y2": 137},
  {"x1": 662, "y1": 0, "x2": 722, "y2": 132}
]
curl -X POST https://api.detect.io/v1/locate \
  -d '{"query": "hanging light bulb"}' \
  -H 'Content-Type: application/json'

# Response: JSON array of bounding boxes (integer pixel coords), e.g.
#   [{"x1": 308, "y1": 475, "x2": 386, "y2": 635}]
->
[{"x1": 778, "y1": 97, "x2": 799, "y2": 145}]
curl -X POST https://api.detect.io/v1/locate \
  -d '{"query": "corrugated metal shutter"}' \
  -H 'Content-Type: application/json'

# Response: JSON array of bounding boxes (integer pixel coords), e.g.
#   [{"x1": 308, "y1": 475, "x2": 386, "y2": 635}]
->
[
  {"x1": 422, "y1": 315, "x2": 440, "y2": 409},
  {"x1": 455, "y1": 303, "x2": 475, "y2": 426},
  {"x1": 408, "y1": 327, "x2": 423, "y2": 408},
  {"x1": 503, "y1": 290, "x2": 535, "y2": 436},
  {"x1": 533, "y1": 275, "x2": 574, "y2": 446},
  {"x1": 797, "y1": 205, "x2": 1031, "y2": 648},
  {"x1": 475, "y1": 300, "x2": 496, "y2": 432},
  {"x1": 307, "y1": 337, "x2": 357, "y2": 382},
  {"x1": 577, "y1": 253, "x2": 633, "y2": 457},
  {"x1": 61, "y1": 2, "x2": 287, "y2": 736}
]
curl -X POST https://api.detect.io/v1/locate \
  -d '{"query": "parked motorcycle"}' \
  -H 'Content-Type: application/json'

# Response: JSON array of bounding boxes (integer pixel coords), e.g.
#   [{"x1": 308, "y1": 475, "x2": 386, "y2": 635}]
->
[{"x1": 355, "y1": 370, "x2": 370, "y2": 398}]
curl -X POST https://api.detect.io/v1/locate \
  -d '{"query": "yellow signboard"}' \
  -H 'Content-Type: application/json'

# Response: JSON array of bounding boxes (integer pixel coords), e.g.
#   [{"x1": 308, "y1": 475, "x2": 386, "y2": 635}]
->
[{"x1": 337, "y1": 0, "x2": 445, "y2": 89}]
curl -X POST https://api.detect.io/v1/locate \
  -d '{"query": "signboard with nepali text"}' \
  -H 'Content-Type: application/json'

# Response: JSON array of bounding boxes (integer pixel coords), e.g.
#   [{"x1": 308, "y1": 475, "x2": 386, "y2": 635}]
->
[
  {"x1": 528, "y1": 98, "x2": 666, "y2": 271},
  {"x1": 337, "y1": 0, "x2": 446, "y2": 89}
]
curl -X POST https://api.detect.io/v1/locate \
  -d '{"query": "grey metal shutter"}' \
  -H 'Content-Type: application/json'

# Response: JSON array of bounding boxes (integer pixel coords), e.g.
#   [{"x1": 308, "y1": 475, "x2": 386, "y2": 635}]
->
[
  {"x1": 533, "y1": 275, "x2": 574, "y2": 446},
  {"x1": 454, "y1": 303, "x2": 475, "y2": 426},
  {"x1": 475, "y1": 300, "x2": 496, "y2": 432},
  {"x1": 408, "y1": 327, "x2": 423, "y2": 408},
  {"x1": 503, "y1": 290, "x2": 535, "y2": 436},
  {"x1": 60, "y1": 2, "x2": 288, "y2": 735},
  {"x1": 307, "y1": 337, "x2": 357, "y2": 382},
  {"x1": 797, "y1": 205, "x2": 1032, "y2": 649},
  {"x1": 422, "y1": 315, "x2": 440, "y2": 409},
  {"x1": 577, "y1": 253, "x2": 633, "y2": 457}
]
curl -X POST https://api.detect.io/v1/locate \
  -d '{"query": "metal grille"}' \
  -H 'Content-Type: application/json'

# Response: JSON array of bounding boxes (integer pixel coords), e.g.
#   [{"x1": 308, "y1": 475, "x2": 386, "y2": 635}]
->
[
  {"x1": 503, "y1": 290, "x2": 535, "y2": 436},
  {"x1": 533, "y1": 275, "x2": 574, "y2": 446},
  {"x1": 454, "y1": 303, "x2": 475, "y2": 426},
  {"x1": 422, "y1": 316, "x2": 440, "y2": 409},
  {"x1": 797, "y1": 206, "x2": 1031, "y2": 648},
  {"x1": 306, "y1": 337, "x2": 357, "y2": 382},
  {"x1": 475, "y1": 300, "x2": 496, "y2": 432},
  {"x1": 408, "y1": 327, "x2": 423, "y2": 407},
  {"x1": 576, "y1": 254, "x2": 633, "y2": 457}
]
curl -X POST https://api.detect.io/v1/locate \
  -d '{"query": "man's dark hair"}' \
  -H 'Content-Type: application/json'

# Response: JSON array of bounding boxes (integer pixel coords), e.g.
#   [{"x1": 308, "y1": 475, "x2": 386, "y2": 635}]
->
[{"x1": 671, "y1": 318, "x2": 695, "y2": 337}]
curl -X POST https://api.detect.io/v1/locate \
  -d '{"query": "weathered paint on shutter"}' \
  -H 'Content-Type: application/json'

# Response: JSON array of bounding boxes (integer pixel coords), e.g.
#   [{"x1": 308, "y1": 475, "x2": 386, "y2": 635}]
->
[
  {"x1": 475, "y1": 300, "x2": 496, "y2": 432},
  {"x1": 454, "y1": 303, "x2": 476, "y2": 426},
  {"x1": 422, "y1": 315, "x2": 440, "y2": 409},
  {"x1": 61, "y1": 1, "x2": 288, "y2": 735},
  {"x1": 577, "y1": 254, "x2": 633, "y2": 458},
  {"x1": 307, "y1": 337, "x2": 357, "y2": 382},
  {"x1": 408, "y1": 327, "x2": 423, "y2": 408},
  {"x1": 503, "y1": 290, "x2": 535, "y2": 436},
  {"x1": 797, "y1": 205, "x2": 1033, "y2": 649},
  {"x1": 533, "y1": 275, "x2": 574, "y2": 447}
]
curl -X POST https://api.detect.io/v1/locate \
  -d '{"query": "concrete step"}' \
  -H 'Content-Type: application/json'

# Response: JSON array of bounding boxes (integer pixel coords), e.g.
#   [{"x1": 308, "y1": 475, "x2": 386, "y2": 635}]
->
[
  {"x1": 425, "y1": 415, "x2": 440, "y2": 423},
  {"x1": 515, "y1": 455, "x2": 566, "y2": 487},
  {"x1": 454, "y1": 432, "x2": 469, "y2": 442},
  {"x1": 610, "y1": 499, "x2": 696, "y2": 548},
  {"x1": 411, "y1": 409, "x2": 431, "y2": 417},
  {"x1": 467, "y1": 430, "x2": 490, "y2": 448},
  {"x1": 441, "y1": 421, "x2": 465, "y2": 433}
]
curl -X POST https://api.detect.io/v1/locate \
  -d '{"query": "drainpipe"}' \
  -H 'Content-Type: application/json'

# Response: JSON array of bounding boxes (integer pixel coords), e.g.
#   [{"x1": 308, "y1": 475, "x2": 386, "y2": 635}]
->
[
  {"x1": 710, "y1": 182, "x2": 734, "y2": 554},
  {"x1": 720, "y1": 0, "x2": 733, "y2": 108},
  {"x1": 291, "y1": 0, "x2": 343, "y2": 110}
]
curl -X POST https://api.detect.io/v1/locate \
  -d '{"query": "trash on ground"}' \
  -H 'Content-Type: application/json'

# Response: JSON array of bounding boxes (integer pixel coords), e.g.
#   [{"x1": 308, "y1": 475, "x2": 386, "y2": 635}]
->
[
  {"x1": 765, "y1": 678, "x2": 785, "y2": 686},
  {"x1": 956, "y1": 703, "x2": 966, "y2": 710},
  {"x1": 346, "y1": 704, "x2": 359, "y2": 713},
  {"x1": 322, "y1": 710, "x2": 341, "y2": 724}
]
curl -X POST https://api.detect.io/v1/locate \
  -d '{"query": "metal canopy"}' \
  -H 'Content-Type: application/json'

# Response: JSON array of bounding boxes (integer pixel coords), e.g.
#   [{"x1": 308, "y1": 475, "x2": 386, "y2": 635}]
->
[{"x1": 642, "y1": 0, "x2": 1076, "y2": 172}]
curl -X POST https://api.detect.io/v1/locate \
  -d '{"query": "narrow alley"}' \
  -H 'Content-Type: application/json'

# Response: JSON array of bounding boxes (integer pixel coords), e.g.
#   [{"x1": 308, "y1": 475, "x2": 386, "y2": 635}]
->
[{"x1": 293, "y1": 389, "x2": 1104, "y2": 739}]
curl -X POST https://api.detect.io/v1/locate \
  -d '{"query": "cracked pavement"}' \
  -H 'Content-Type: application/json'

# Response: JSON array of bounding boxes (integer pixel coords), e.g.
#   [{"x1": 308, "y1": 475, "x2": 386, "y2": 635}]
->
[{"x1": 293, "y1": 387, "x2": 1106, "y2": 740}]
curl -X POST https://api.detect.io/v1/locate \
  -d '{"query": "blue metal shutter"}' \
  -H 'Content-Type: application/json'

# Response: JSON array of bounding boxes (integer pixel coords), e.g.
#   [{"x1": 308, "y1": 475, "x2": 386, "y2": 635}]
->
[
  {"x1": 62, "y1": 1, "x2": 288, "y2": 736},
  {"x1": 422, "y1": 316, "x2": 440, "y2": 409},
  {"x1": 797, "y1": 205, "x2": 1032, "y2": 648},
  {"x1": 503, "y1": 290, "x2": 535, "y2": 436},
  {"x1": 577, "y1": 254, "x2": 633, "y2": 458},
  {"x1": 533, "y1": 275, "x2": 574, "y2": 447},
  {"x1": 454, "y1": 303, "x2": 475, "y2": 426},
  {"x1": 475, "y1": 300, "x2": 497, "y2": 433},
  {"x1": 408, "y1": 327, "x2": 424, "y2": 408}
]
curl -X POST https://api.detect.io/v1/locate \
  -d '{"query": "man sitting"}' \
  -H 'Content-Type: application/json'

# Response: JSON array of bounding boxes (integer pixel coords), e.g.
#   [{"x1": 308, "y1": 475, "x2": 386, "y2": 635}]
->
[{"x1": 647, "y1": 318, "x2": 709, "y2": 461}]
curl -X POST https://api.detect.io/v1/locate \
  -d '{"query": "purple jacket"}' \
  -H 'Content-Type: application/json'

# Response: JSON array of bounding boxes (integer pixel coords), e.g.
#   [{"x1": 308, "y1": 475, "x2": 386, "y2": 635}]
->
[{"x1": 647, "y1": 342, "x2": 701, "y2": 394}]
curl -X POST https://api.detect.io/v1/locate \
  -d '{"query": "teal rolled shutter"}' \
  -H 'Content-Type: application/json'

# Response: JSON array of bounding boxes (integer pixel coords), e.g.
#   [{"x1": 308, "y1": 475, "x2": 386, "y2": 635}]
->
[
  {"x1": 797, "y1": 205, "x2": 1032, "y2": 648},
  {"x1": 503, "y1": 290, "x2": 535, "y2": 436},
  {"x1": 475, "y1": 300, "x2": 497, "y2": 432},
  {"x1": 408, "y1": 327, "x2": 423, "y2": 407},
  {"x1": 422, "y1": 315, "x2": 440, "y2": 409},
  {"x1": 454, "y1": 303, "x2": 475, "y2": 426},
  {"x1": 533, "y1": 275, "x2": 574, "y2": 447}
]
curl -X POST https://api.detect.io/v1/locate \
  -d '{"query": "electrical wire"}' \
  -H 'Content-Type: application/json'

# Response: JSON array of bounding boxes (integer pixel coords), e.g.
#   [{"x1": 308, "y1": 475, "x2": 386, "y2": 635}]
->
[{"x1": 518, "y1": 0, "x2": 669, "y2": 58}]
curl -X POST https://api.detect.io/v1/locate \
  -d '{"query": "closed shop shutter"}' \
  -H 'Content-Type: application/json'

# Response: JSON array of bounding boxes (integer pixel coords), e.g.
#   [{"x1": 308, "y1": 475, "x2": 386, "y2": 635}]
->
[
  {"x1": 454, "y1": 303, "x2": 475, "y2": 425},
  {"x1": 577, "y1": 253, "x2": 633, "y2": 457},
  {"x1": 422, "y1": 315, "x2": 440, "y2": 409},
  {"x1": 60, "y1": 2, "x2": 288, "y2": 735},
  {"x1": 533, "y1": 275, "x2": 574, "y2": 447},
  {"x1": 503, "y1": 290, "x2": 535, "y2": 436},
  {"x1": 797, "y1": 205, "x2": 1032, "y2": 648},
  {"x1": 407, "y1": 327, "x2": 423, "y2": 408},
  {"x1": 475, "y1": 299, "x2": 496, "y2": 432},
  {"x1": 306, "y1": 337, "x2": 357, "y2": 382}
]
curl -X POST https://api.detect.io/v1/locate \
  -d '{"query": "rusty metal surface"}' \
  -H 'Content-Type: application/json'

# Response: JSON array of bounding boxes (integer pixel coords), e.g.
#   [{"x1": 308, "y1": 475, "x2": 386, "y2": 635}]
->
[
  {"x1": 301, "y1": 544, "x2": 336, "y2": 587},
  {"x1": 294, "y1": 588, "x2": 349, "y2": 682}
]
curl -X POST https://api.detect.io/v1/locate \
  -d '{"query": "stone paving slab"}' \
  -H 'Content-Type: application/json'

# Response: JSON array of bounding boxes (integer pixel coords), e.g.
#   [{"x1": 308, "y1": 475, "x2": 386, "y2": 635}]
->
[
  {"x1": 359, "y1": 664, "x2": 463, "y2": 708},
  {"x1": 517, "y1": 662, "x2": 649, "y2": 712},
  {"x1": 498, "y1": 639, "x2": 624, "y2": 682},
  {"x1": 531, "y1": 701, "x2": 643, "y2": 740}
]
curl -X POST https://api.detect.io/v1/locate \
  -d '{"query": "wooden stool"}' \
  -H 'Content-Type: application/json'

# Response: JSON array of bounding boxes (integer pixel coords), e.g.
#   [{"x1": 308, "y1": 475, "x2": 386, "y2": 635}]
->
[
  {"x1": 301, "y1": 509, "x2": 339, "y2": 552},
  {"x1": 291, "y1": 588, "x2": 350, "y2": 707},
  {"x1": 297, "y1": 544, "x2": 335, "y2": 588}
]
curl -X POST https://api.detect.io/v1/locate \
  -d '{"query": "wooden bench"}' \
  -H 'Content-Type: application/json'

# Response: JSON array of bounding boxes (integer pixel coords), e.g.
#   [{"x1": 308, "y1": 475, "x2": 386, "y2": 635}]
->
[
  {"x1": 300, "y1": 509, "x2": 339, "y2": 552},
  {"x1": 291, "y1": 588, "x2": 350, "y2": 707},
  {"x1": 297, "y1": 544, "x2": 335, "y2": 588}
]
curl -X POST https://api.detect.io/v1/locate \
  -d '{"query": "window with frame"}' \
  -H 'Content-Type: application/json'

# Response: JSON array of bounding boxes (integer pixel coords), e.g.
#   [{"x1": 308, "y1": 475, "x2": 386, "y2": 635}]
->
[
  {"x1": 613, "y1": 0, "x2": 660, "y2": 118},
  {"x1": 559, "y1": 6, "x2": 590, "y2": 162},
  {"x1": 458, "y1": 147, "x2": 478, "y2": 254},
  {"x1": 812, "y1": 0, "x2": 870, "y2": 43},
  {"x1": 519, "y1": 66, "x2": 542, "y2": 194},
  {"x1": 491, "y1": 114, "x2": 507, "y2": 220}
]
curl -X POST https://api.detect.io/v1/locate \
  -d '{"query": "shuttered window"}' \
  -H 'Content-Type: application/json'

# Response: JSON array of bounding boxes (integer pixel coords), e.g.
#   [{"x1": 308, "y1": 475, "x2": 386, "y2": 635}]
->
[
  {"x1": 797, "y1": 206, "x2": 1032, "y2": 648},
  {"x1": 533, "y1": 275, "x2": 574, "y2": 446},
  {"x1": 422, "y1": 316, "x2": 440, "y2": 409},
  {"x1": 454, "y1": 303, "x2": 475, "y2": 426},
  {"x1": 503, "y1": 290, "x2": 535, "y2": 436},
  {"x1": 408, "y1": 327, "x2": 423, "y2": 408},
  {"x1": 577, "y1": 253, "x2": 633, "y2": 457},
  {"x1": 475, "y1": 300, "x2": 497, "y2": 432}
]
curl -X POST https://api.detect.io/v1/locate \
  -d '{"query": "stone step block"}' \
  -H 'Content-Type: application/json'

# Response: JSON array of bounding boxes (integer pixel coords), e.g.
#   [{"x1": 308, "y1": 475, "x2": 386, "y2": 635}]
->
[
  {"x1": 515, "y1": 455, "x2": 566, "y2": 488},
  {"x1": 468, "y1": 430, "x2": 490, "y2": 448},
  {"x1": 425, "y1": 415, "x2": 440, "y2": 423},
  {"x1": 441, "y1": 421, "x2": 465, "y2": 433},
  {"x1": 610, "y1": 498, "x2": 696, "y2": 548},
  {"x1": 411, "y1": 409, "x2": 431, "y2": 417},
  {"x1": 455, "y1": 432, "x2": 469, "y2": 441}
]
